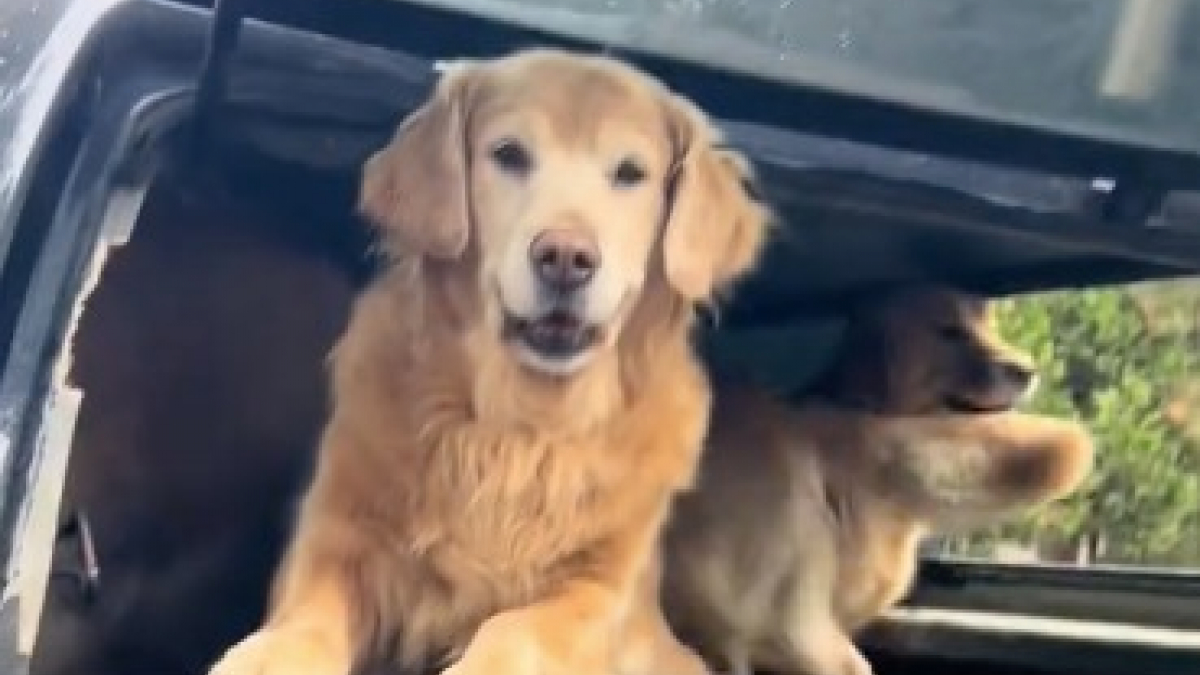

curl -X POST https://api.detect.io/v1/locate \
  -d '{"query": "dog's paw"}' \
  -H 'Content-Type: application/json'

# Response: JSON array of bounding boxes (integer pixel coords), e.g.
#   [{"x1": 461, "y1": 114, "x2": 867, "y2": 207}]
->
[
  {"x1": 208, "y1": 628, "x2": 350, "y2": 675},
  {"x1": 439, "y1": 633, "x2": 538, "y2": 675},
  {"x1": 440, "y1": 612, "x2": 607, "y2": 675}
]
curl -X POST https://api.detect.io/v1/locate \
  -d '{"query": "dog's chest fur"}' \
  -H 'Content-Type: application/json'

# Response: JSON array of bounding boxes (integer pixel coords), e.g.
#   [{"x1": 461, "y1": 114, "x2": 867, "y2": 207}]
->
[{"x1": 317, "y1": 274, "x2": 711, "y2": 664}]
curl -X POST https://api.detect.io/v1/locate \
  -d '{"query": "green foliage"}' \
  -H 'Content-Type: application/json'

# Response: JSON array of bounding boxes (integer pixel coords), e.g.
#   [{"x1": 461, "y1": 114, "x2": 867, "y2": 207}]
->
[{"x1": 949, "y1": 281, "x2": 1200, "y2": 566}]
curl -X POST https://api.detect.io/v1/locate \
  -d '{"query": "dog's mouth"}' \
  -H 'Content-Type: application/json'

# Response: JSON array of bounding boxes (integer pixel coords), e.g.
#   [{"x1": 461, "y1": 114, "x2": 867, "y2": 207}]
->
[
  {"x1": 503, "y1": 308, "x2": 602, "y2": 371},
  {"x1": 943, "y1": 394, "x2": 1016, "y2": 414}
]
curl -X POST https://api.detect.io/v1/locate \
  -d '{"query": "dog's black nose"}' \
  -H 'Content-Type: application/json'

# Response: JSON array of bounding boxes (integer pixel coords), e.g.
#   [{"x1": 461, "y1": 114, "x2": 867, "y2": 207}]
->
[
  {"x1": 1000, "y1": 361, "x2": 1035, "y2": 389},
  {"x1": 529, "y1": 229, "x2": 599, "y2": 292}
]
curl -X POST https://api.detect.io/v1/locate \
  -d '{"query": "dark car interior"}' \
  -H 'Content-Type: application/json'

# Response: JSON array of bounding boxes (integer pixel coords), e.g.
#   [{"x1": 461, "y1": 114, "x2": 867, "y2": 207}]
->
[{"x1": 2, "y1": 1, "x2": 1199, "y2": 674}]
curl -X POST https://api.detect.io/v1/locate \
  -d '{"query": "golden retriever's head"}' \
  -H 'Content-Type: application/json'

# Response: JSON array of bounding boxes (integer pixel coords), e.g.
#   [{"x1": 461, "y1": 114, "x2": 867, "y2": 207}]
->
[
  {"x1": 818, "y1": 286, "x2": 1037, "y2": 415},
  {"x1": 359, "y1": 49, "x2": 767, "y2": 377}
]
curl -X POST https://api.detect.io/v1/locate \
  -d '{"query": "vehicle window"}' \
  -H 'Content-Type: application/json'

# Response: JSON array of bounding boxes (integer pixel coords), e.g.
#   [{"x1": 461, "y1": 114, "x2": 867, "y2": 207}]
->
[
  {"x1": 398, "y1": 0, "x2": 1200, "y2": 154},
  {"x1": 936, "y1": 278, "x2": 1200, "y2": 569}
]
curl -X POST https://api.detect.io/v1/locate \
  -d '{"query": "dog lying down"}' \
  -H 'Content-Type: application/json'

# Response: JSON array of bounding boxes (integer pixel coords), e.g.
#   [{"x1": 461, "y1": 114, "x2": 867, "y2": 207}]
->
[
  {"x1": 207, "y1": 49, "x2": 770, "y2": 675},
  {"x1": 654, "y1": 286, "x2": 1094, "y2": 675}
]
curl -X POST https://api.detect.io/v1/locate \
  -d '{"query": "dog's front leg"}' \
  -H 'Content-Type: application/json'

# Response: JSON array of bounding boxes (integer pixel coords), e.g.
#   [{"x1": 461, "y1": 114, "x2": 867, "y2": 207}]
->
[
  {"x1": 208, "y1": 566, "x2": 354, "y2": 675},
  {"x1": 444, "y1": 522, "x2": 659, "y2": 675}
]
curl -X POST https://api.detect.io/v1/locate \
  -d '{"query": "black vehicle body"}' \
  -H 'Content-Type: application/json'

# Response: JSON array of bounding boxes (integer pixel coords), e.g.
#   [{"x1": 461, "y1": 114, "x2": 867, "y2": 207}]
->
[{"x1": 1, "y1": 1, "x2": 1200, "y2": 674}]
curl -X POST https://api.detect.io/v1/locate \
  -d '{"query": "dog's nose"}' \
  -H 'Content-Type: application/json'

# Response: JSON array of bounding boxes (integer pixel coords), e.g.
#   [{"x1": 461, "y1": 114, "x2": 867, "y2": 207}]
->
[
  {"x1": 529, "y1": 229, "x2": 599, "y2": 292},
  {"x1": 999, "y1": 361, "x2": 1035, "y2": 389}
]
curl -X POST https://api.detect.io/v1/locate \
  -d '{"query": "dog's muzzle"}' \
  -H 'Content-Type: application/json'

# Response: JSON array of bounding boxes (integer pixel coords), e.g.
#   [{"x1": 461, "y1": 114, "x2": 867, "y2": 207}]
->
[{"x1": 499, "y1": 227, "x2": 606, "y2": 372}]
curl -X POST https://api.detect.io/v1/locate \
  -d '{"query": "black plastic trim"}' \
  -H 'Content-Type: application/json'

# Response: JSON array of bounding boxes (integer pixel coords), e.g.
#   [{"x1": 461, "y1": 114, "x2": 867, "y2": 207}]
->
[{"x1": 178, "y1": 0, "x2": 1200, "y2": 188}]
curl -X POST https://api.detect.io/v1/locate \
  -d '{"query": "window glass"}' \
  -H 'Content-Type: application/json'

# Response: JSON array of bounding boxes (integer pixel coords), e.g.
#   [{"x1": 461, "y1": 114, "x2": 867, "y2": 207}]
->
[{"x1": 400, "y1": 0, "x2": 1200, "y2": 154}]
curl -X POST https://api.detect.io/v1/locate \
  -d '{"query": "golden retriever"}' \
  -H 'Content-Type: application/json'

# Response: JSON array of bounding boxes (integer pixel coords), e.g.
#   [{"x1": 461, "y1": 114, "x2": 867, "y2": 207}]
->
[
  {"x1": 207, "y1": 48, "x2": 770, "y2": 675},
  {"x1": 654, "y1": 286, "x2": 1094, "y2": 675}
]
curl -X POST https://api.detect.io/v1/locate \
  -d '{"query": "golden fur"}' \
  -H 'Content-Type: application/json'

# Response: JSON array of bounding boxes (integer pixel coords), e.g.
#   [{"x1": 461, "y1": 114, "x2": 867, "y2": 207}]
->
[
  {"x1": 207, "y1": 49, "x2": 769, "y2": 675},
  {"x1": 653, "y1": 286, "x2": 1095, "y2": 675}
]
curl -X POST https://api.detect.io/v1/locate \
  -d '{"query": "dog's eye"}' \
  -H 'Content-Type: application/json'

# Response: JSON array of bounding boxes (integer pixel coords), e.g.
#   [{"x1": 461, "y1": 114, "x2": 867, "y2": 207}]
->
[
  {"x1": 490, "y1": 140, "x2": 533, "y2": 176},
  {"x1": 612, "y1": 159, "x2": 647, "y2": 188}
]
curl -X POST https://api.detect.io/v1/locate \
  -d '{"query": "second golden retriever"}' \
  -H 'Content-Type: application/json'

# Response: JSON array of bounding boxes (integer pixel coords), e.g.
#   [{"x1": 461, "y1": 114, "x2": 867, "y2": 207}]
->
[
  {"x1": 657, "y1": 286, "x2": 1094, "y2": 675},
  {"x1": 207, "y1": 49, "x2": 769, "y2": 675}
]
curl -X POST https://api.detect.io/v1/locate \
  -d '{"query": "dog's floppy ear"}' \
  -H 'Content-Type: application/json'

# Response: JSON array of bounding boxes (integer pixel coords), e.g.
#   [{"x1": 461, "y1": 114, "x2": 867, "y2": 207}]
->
[
  {"x1": 661, "y1": 95, "x2": 771, "y2": 301},
  {"x1": 832, "y1": 313, "x2": 894, "y2": 411},
  {"x1": 811, "y1": 311, "x2": 894, "y2": 412},
  {"x1": 359, "y1": 62, "x2": 478, "y2": 259}
]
